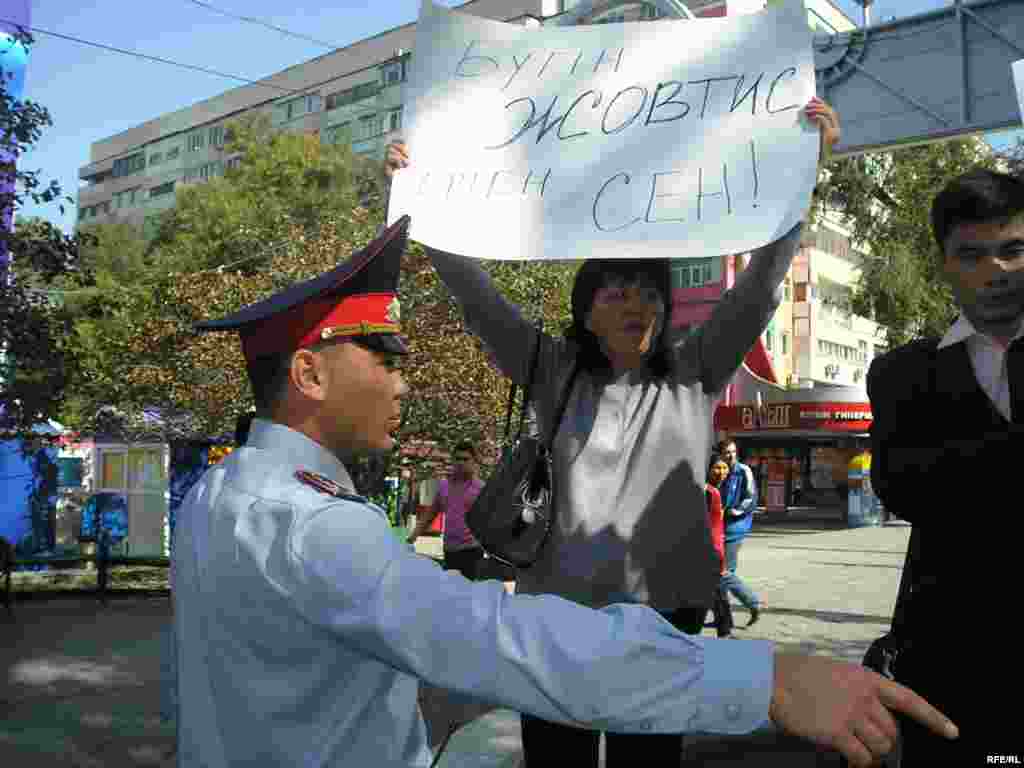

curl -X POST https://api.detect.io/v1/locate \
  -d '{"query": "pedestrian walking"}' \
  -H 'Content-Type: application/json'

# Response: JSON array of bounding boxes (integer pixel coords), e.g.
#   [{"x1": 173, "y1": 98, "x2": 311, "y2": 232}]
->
[
  {"x1": 718, "y1": 438, "x2": 764, "y2": 627},
  {"x1": 407, "y1": 441, "x2": 485, "y2": 580},
  {"x1": 706, "y1": 454, "x2": 735, "y2": 639}
]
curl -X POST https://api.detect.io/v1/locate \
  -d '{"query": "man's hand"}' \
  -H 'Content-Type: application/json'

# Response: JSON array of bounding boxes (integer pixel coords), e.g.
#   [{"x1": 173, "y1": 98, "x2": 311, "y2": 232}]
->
[
  {"x1": 804, "y1": 98, "x2": 840, "y2": 164},
  {"x1": 385, "y1": 141, "x2": 409, "y2": 180},
  {"x1": 770, "y1": 652, "x2": 957, "y2": 768}
]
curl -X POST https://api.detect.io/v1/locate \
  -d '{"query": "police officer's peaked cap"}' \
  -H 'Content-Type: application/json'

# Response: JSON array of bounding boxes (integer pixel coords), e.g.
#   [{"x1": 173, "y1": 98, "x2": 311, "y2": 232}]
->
[{"x1": 196, "y1": 215, "x2": 410, "y2": 361}]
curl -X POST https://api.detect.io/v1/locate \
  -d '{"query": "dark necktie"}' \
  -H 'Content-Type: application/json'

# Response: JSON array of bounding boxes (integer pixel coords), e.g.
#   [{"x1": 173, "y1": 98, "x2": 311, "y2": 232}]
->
[{"x1": 1009, "y1": 337, "x2": 1024, "y2": 424}]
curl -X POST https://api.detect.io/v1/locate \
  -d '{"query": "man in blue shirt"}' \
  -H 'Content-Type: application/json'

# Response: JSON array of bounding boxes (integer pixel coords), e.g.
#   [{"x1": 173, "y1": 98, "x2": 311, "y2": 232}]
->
[
  {"x1": 172, "y1": 218, "x2": 958, "y2": 768},
  {"x1": 719, "y1": 438, "x2": 763, "y2": 626}
]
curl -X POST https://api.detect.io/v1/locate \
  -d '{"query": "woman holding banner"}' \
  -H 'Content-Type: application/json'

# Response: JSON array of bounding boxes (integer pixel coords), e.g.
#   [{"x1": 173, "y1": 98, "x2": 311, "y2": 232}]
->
[{"x1": 385, "y1": 96, "x2": 838, "y2": 768}]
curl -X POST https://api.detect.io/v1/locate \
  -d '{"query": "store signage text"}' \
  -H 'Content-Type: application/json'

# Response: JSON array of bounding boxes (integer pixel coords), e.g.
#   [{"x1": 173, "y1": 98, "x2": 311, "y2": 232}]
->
[{"x1": 741, "y1": 404, "x2": 792, "y2": 429}]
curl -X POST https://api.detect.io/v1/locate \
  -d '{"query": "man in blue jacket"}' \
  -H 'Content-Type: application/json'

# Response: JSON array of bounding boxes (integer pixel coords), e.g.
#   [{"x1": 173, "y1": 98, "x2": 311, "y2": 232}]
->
[{"x1": 718, "y1": 438, "x2": 763, "y2": 627}]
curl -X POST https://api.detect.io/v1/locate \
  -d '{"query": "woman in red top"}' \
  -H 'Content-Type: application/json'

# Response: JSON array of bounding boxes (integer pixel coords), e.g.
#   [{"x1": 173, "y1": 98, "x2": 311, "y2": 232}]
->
[{"x1": 706, "y1": 455, "x2": 734, "y2": 638}]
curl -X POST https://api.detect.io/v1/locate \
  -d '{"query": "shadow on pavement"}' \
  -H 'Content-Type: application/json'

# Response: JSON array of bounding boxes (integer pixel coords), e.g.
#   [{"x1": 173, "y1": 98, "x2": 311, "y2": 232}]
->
[{"x1": 0, "y1": 596, "x2": 176, "y2": 767}]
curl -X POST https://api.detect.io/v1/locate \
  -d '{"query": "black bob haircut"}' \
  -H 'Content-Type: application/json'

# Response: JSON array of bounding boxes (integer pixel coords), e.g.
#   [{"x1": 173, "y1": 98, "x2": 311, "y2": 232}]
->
[{"x1": 565, "y1": 258, "x2": 674, "y2": 378}]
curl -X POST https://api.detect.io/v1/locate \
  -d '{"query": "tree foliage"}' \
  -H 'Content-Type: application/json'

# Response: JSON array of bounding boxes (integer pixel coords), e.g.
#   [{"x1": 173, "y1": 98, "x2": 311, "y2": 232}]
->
[
  {"x1": 64, "y1": 123, "x2": 577, "y2": 483},
  {"x1": 812, "y1": 137, "x2": 999, "y2": 347},
  {"x1": 1, "y1": 30, "x2": 93, "y2": 438}
]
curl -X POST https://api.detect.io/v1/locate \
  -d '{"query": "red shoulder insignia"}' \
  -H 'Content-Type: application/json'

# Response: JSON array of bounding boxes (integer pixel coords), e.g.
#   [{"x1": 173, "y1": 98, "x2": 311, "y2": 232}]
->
[{"x1": 295, "y1": 470, "x2": 348, "y2": 498}]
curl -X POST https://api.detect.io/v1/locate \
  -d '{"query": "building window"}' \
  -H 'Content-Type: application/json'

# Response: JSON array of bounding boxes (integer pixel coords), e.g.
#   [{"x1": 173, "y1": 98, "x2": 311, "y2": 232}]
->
[
  {"x1": 351, "y1": 139, "x2": 378, "y2": 156},
  {"x1": 149, "y1": 152, "x2": 163, "y2": 167},
  {"x1": 165, "y1": 146, "x2": 180, "y2": 161},
  {"x1": 381, "y1": 60, "x2": 405, "y2": 86},
  {"x1": 187, "y1": 132, "x2": 205, "y2": 152},
  {"x1": 198, "y1": 162, "x2": 220, "y2": 181},
  {"x1": 325, "y1": 81, "x2": 383, "y2": 110},
  {"x1": 150, "y1": 181, "x2": 175, "y2": 198},
  {"x1": 765, "y1": 329, "x2": 774, "y2": 352},
  {"x1": 388, "y1": 107, "x2": 403, "y2": 133},
  {"x1": 113, "y1": 188, "x2": 140, "y2": 209},
  {"x1": 209, "y1": 126, "x2": 224, "y2": 147},
  {"x1": 355, "y1": 114, "x2": 385, "y2": 141},
  {"x1": 670, "y1": 258, "x2": 715, "y2": 290},
  {"x1": 324, "y1": 122, "x2": 351, "y2": 145},
  {"x1": 225, "y1": 156, "x2": 242, "y2": 172},
  {"x1": 784, "y1": 282, "x2": 792, "y2": 301},
  {"x1": 782, "y1": 333, "x2": 789, "y2": 355},
  {"x1": 281, "y1": 95, "x2": 319, "y2": 122},
  {"x1": 113, "y1": 152, "x2": 146, "y2": 178},
  {"x1": 94, "y1": 447, "x2": 168, "y2": 555}
]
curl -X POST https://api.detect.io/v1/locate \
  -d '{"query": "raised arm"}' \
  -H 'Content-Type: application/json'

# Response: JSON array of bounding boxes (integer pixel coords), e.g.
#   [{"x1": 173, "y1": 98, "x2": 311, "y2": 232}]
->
[
  {"x1": 694, "y1": 223, "x2": 802, "y2": 394},
  {"x1": 426, "y1": 246, "x2": 540, "y2": 387},
  {"x1": 385, "y1": 141, "x2": 546, "y2": 387}
]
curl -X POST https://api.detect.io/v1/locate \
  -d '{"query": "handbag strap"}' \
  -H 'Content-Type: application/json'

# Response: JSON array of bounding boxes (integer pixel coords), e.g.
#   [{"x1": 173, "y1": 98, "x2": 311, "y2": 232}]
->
[
  {"x1": 502, "y1": 378, "x2": 519, "y2": 444},
  {"x1": 544, "y1": 362, "x2": 579, "y2": 450},
  {"x1": 509, "y1": 322, "x2": 545, "y2": 443}
]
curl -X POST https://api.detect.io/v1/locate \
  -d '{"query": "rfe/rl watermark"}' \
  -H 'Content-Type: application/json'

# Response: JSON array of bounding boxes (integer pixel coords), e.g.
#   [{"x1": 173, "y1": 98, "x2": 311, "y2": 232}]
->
[{"x1": 987, "y1": 757, "x2": 1022, "y2": 764}]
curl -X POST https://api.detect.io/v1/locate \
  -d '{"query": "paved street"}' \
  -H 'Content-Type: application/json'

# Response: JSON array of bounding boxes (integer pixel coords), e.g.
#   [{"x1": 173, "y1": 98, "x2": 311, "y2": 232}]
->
[{"x1": 0, "y1": 515, "x2": 912, "y2": 767}]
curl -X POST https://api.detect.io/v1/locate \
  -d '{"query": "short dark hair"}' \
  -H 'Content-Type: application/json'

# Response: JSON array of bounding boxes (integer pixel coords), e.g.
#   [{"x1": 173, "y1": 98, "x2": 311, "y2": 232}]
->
[
  {"x1": 716, "y1": 438, "x2": 737, "y2": 453},
  {"x1": 452, "y1": 441, "x2": 476, "y2": 459},
  {"x1": 565, "y1": 258, "x2": 674, "y2": 378},
  {"x1": 931, "y1": 169, "x2": 1024, "y2": 254},
  {"x1": 246, "y1": 353, "x2": 292, "y2": 413},
  {"x1": 244, "y1": 338, "x2": 355, "y2": 414}
]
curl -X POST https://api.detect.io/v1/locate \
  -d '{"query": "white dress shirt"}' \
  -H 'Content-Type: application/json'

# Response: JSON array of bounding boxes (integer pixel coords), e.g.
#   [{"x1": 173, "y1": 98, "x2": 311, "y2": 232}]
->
[
  {"x1": 938, "y1": 315, "x2": 1024, "y2": 421},
  {"x1": 172, "y1": 419, "x2": 774, "y2": 768}
]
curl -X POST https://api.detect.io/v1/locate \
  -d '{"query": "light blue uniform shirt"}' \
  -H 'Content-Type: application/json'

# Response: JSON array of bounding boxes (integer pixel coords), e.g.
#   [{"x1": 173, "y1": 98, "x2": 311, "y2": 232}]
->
[{"x1": 173, "y1": 418, "x2": 774, "y2": 767}]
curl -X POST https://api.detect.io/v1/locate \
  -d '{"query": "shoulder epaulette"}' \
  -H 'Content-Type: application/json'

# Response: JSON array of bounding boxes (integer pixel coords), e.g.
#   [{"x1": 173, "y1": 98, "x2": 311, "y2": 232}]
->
[{"x1": 295, "y1": 470, "x2": 365, "y2": 502}]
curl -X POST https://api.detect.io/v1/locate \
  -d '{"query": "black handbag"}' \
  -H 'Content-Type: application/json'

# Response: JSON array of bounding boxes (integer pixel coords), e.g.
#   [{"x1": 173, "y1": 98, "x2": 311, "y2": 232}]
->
[{"x1": 466, "y1": 324, "x2": 576, "y2": 569}]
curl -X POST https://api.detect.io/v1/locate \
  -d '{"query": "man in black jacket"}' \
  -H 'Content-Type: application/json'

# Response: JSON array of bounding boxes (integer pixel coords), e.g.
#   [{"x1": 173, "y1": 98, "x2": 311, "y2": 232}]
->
[{"x1": 867, "y1": 168, "x2": 1024, "y2": 764}]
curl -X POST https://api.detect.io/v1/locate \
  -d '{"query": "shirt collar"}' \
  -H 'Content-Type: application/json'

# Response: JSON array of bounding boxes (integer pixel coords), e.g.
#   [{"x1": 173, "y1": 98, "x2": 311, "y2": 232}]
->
[
  {"x1": 247, "y1": 418, "x2": 356, "y2": 493},
  {"x1": 939, "y1": 314, "x2": 1024, "y2": 350}
]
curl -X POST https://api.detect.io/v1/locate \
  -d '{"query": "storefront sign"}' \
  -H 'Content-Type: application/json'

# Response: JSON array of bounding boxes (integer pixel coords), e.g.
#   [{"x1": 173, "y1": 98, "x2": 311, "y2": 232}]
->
[{"x1": 717, "y1": 401, "x2": 872, "y2": 432}]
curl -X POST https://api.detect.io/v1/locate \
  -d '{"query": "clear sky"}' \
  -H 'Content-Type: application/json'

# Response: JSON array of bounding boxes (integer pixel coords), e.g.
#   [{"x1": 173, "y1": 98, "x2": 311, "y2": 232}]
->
[{"x1": 10, "y1": 0, "x2": 1023, "y2": 232}]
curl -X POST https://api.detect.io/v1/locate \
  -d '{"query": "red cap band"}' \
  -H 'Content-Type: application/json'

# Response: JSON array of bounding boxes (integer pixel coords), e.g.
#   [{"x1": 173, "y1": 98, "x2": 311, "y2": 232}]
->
[{"x1": 240, "y1": 292, "x2": 399, "y2": 360}]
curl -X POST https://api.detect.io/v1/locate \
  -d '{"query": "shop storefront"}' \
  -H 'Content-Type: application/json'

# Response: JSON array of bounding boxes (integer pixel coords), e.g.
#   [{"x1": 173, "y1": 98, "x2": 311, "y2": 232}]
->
[{"x1": 715, "y1": 398, "x2": 873, "y2": 515}]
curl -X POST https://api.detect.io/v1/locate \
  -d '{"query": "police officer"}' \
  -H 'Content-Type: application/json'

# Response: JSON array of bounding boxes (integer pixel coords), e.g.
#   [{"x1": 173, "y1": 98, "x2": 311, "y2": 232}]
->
[{"x1": 173, "y1": 216, "x2": 958, "y2": 768}]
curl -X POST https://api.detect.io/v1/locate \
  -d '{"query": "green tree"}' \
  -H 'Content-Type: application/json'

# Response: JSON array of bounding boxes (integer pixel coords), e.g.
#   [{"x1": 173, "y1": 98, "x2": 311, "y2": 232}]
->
[
  {"x1": 62, "y1": 118, "x2": 577, "y2": 492},
  {"x1": 813, "y1": 137, "x2": 997, "y2": 348},
  {"x1": 1, "y1": 28, "x2": 92, "y2": 438},
  {"x1": 146, "y1": 114, "x2": 383, "y2": 274}
]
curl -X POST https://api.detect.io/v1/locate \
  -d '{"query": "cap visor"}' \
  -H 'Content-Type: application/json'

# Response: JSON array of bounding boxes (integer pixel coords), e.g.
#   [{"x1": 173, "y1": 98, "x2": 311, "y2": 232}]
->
[{"x1": 354, "y1": 334, "x2": 409, "y2": 355}]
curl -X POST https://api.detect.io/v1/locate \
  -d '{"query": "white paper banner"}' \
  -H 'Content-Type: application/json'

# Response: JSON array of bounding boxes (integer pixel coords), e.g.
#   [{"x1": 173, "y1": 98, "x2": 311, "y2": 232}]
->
[
  {"x1": 388, "y1": 0, "x2": 818, "y2": 260},
  {"x1": 1014, "y1": 59, "x2": 1024, "y2": 122}
]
